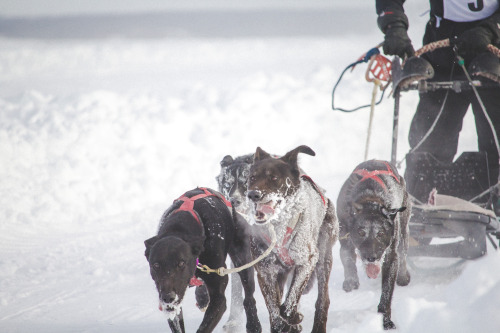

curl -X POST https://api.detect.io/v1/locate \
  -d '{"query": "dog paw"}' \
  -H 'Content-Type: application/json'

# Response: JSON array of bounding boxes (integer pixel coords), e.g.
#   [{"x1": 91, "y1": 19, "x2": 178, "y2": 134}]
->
[
  {"x1": 289, "y1": 324, "x2": 303, "y2": 333},
  {"x1": 342, "y1": 278, "x2": 360, "y2": 292},
  {"x1": 279, "y1": 305, "x2": 303, "y2": 325},
  {"x1": 383, "y1": 318, "x2": 396, "y2": 330},
  {"x1": 397, "y1": 270, "x2": 411, "y2": 286},
  {"x1": 195, "y1": 285, "x2": 210, "y2": 311},
  {"x1": 271, "y1": 317, "x2": 292, "y2": 333}
]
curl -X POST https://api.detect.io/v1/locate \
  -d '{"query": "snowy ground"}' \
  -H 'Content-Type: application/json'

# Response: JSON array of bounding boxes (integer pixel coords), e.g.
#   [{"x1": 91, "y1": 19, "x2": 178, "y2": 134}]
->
[{"x1": 1, "y1": 3, "x2": 500, "y2": 333}]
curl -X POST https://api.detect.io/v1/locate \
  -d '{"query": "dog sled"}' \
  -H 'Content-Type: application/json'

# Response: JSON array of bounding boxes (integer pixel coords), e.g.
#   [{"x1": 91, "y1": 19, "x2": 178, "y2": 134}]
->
[{"x1": 332, "y1": 39, "x2": 500, "y2": 260}]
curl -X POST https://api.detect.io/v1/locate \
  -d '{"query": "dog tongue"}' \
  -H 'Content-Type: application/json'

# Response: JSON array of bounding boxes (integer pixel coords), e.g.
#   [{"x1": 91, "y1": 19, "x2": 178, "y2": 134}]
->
[
  {"x1": 366, "y1": 263, "x2": 381, "y2": 279},
  {"x1": 259, "y1": 204, "x2": 275, "y2": 215}
]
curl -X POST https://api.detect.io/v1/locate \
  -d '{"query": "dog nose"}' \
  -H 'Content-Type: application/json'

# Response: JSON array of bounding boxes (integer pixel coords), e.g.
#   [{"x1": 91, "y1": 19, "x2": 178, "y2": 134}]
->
[
  {"x1": 161, "y1": 291, "x2": 176, "y2": 304},
  {"x1": 247, "y1": 190, "x2": 262, "y2": 202},
  {"x1": 366, "y1": 256, "x2": 377, "y2": 263},
  {"x1": 230, "y1": 198, "x2": 241, "y2": 207}
]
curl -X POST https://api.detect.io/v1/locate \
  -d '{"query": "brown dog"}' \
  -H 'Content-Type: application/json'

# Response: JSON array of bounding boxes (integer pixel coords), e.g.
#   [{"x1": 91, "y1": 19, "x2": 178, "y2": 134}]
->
[
  {"x1": 246, "y1": 145, "x2": 338, "y2": 333},
  {"x1": 337, "y1": 160, "x2": 411, "y2": 330}
]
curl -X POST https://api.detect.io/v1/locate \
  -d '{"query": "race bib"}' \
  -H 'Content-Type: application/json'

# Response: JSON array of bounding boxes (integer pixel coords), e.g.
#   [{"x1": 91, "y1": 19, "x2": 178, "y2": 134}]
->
[{"x1": 444, "y1": 0, "x2": 499, "y2": 22}]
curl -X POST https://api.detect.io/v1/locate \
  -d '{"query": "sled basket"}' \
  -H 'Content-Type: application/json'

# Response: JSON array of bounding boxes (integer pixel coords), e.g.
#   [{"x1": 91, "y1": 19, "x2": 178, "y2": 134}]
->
[{"x1": 409, "y1": 194, "x2": 499, "y2": 259}]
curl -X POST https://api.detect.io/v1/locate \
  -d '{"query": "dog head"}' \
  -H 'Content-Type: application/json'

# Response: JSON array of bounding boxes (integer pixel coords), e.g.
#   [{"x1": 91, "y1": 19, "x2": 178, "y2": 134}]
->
[
  {"x1": 349, "y1": 201, "x2": 406, "y2": 279},
  {"x1": 216, "y1": 154, "x2": 253, "y2": 213},
  {"x1": 144, "y1": 234, "x2": 204, "y2": 318},
  {"x1": 247, "y1": 145, "x2": 315, "y2": 224}
]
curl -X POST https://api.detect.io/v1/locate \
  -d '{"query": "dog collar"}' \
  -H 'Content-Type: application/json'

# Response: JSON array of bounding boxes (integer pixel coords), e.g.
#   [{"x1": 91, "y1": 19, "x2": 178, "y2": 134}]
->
[{"x1": 353, "y1": 161, "x2": 400, "y2": 190}]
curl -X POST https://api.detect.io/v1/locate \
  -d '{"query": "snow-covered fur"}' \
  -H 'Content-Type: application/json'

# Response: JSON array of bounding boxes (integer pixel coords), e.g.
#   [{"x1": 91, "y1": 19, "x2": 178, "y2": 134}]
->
[
  {"x1": 336, "y1": 160, "x2": 411, "y2": 330},
  {"x1": 247, "y1": 145, "x2": 338, "y2": 333}
]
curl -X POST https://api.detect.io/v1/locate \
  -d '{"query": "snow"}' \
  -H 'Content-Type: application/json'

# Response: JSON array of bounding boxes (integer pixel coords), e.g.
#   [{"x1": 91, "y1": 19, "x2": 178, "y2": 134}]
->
[{"x1": 1, "y1": 2, "x2": 499, "y2": 333}]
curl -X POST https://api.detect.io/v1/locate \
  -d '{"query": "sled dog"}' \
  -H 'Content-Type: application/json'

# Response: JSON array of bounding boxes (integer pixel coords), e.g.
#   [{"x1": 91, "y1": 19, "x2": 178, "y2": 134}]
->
[
  {"x1": 246, "y1": 145, "x2": 338, "y2": 333},
  {"x1": 217, "y1": 153, "x2": 254, "y2": 215},
  {"x1": 144, "y1": 187, "x2": 261, "y2": 333},
  {"x1": 337, "y1": 160, "x2": 411, "y2": 330}
]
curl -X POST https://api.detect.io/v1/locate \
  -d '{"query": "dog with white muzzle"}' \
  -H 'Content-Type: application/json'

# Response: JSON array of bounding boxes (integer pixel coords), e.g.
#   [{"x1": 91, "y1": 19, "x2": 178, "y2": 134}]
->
[{"x1": 246, "y1": 145, "x2": 338, "y2": 333}]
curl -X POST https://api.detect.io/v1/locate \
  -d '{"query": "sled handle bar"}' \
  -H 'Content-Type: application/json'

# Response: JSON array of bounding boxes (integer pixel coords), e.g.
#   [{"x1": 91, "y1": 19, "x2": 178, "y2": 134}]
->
[{"x1": 414, "y1": 38, "x2": 500, "y2": 58}]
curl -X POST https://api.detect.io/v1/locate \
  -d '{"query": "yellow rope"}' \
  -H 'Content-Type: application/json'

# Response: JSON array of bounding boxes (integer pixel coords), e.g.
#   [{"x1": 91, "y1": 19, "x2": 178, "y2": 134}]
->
[{"x1": 196, "y1": 225, "x2": 277, "y2": 276}]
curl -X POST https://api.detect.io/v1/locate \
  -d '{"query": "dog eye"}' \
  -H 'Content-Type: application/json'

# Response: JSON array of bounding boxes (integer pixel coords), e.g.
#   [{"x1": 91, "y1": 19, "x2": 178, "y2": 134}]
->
[
  {"x1": 178, "y1": 260, "x2": 185, "y2": 269},
  {"x1": 152, "y1": 263, "x2": 160, "y2": 270},
  {"x1": 358, "y1": 229, "x2": 366, "y2": 237}
]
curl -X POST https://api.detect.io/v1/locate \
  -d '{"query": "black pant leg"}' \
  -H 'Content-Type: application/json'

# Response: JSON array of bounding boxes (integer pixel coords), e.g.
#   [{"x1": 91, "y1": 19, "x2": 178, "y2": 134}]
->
[
  {"x1": 408, "y1": 89, "x2": 471, "y2": 163},
  {"x1": 470, "y1": 87, "x2": 500, "y2": 184}
]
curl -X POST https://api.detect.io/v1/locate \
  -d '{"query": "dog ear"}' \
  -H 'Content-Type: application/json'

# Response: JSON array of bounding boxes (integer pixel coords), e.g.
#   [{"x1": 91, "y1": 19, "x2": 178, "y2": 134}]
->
[
  {"x1": 254, "y1": 147, "x2": 272, "y2": 161},
  {"x1": 220, "y1": 155, "x2": 234, "y2": 167},
  {"x1": 144, "y1": 236, "x2": 159, "y2": 261},
  {"x1": 281, "y1": 145, "x2": 315, "y2": 166}
]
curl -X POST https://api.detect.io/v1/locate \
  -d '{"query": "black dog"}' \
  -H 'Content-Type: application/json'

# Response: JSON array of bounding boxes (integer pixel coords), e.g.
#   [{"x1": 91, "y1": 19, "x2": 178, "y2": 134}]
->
[
  {"x1": 247, "y1": 145, "x2": 338, "y2": 333},
  {"x1": 337, "y1": 160, "x2": 411, "y2": 330},
  {"x1": 144, "y1": 187, "x2": 261, "y2": 333}
]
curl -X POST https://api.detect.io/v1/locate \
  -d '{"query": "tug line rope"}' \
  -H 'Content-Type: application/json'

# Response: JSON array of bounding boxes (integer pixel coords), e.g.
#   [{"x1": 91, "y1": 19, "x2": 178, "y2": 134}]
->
[{"x1": 197, "y1": 224, "x2": 277, "y2": 276}]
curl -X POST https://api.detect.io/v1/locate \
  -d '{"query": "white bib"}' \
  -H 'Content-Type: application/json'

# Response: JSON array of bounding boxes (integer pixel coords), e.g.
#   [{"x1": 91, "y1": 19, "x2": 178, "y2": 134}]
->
[{"x1": 444, "y1": 0, "x2": 499, "y2": 22}]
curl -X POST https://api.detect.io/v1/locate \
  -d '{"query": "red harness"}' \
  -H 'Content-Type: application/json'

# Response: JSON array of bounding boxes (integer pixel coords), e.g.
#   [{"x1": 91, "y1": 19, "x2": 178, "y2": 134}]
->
[
  {"x1": 171, "y1": 188, "x2": 231, "y2": 287},
  {"x1": 263, "y1": 175, "x2": 327, "y2": 267},
  {"x1": 173, "y1": 187, "x2": 232, "y2": 224},
  {"x1": 353, "y1": 161, "x2": 400, "y2": 190}
]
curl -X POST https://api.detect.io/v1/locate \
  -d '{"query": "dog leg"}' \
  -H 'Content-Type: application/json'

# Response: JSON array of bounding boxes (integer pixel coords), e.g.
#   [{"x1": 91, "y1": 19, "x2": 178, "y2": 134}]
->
[
  {"x1": 378, "y1": 247, "x2": 398, "y2": 330},
  {"x1": 223, "y1": 263, "x2": 245, "y2": 332},
  {"x1": 280, "y1": 251, "x2": 318, "y2": 328},
  {"x1": 255, "y1": 262, "x2": 292, "y2": 333},
  {"x1": 167, "y1": 308, "x2": 185, "y2": 333},
  {"x1": 229, "y1": 256, "x2": 262, "y2": 332},
  {"x1": 198, "y1": 275, "x2": 228, "y2": 333},
  {"x1": 311, "y1": 213, "x2": 336, "y2": 333},
  {"x1": 396, "y1": 205, "x2": 411, "y2": 287},
  {"x1": 339, "y1": 236, "x2": 359, "y2": 292}
]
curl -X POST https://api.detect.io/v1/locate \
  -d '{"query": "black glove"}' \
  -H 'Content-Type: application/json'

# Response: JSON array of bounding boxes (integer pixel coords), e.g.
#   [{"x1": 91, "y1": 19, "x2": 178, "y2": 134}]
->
[
  {"x1": 454, "y1": 26, "x2": 494, "y2": 58},
  {"x1": 383, "y1": 23, "x2": 415, "y2": 59}
]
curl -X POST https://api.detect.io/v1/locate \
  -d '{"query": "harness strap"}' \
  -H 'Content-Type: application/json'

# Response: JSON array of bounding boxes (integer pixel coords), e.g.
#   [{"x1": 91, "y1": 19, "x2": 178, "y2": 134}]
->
[
  {"x1": 173, "y1": 187, "x2": 232, "y2": 225},
  {"x1": 261, "y1": 175, "x2": 326, "y2": 267},
  {"x1": 353, "y1": 161, "x2": 400, "y2": 190},
  {"x1": 263, "y1": 226, "x2": 295, "y2": 266},
  {"x1": 301, "y1": 175, "x2": 326, "y2": 206}
]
